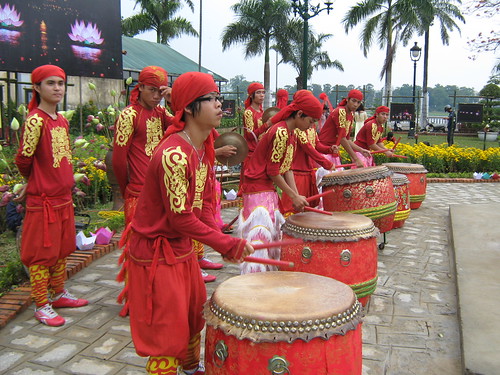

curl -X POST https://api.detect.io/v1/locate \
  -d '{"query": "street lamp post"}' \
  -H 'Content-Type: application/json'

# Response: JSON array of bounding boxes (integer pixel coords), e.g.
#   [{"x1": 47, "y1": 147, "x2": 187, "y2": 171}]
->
[
  {"x1": 409, "y1": 42, "x2": 421, "y2": 138},
  {"x1": 291, "y1": 0, "x2": 333, "y2": 90}
]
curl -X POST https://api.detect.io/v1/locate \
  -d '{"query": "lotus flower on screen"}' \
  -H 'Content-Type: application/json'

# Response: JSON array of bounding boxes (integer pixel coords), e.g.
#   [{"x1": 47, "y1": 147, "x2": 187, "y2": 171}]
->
[
  {"x1": 0, "y1": 4, "x2": 24, "y2": 27},
  {"x1": 68, "y1": 20, "x2": 104, "y2": 45}
]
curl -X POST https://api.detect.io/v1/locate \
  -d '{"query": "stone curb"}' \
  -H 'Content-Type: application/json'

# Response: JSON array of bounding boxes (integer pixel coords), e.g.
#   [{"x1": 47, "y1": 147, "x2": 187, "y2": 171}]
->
[
  {"x1": 0, "y1": 234, "x2": 121, "y2": 329},
  {"x1": 428, "y1": 178, "x2": 500, "y2": 183}
]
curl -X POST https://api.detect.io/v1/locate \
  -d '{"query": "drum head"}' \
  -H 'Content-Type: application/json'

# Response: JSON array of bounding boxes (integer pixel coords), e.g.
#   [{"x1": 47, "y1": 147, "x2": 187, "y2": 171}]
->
[
  {"x1": 282, "y1": 212, "x2": 378, "y2": 242},
  {"x1": 383, "y1": 162, "x2": 428, "y2": 173},
  {"x1": 321, "y1": 165, "x2": 392, "y2": 186},
  {"x1": 391, "y1": 173, "x2": 410, "y2": 186},
  {"x1": 204, "y1": 271, "x2": 362, "y2": 343}
]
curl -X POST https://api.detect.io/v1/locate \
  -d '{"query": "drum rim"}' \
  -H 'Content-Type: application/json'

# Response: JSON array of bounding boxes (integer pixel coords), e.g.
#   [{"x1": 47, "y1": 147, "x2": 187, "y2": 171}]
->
[
  {"x1": 320, "y1": 165, "x2": 392, "y2": 186},
  {"x1": 382, "y1": 162, "x2": 428, "y2": 173}
]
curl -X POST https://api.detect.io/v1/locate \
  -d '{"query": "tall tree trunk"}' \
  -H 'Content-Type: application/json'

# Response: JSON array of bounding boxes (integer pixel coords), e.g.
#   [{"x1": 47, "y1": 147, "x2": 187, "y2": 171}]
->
[
  {"x1": 383, "y1": 2, "x2": 393, "y2": 107},
  {"x1": 420, "y1": 29, "x2": 430, "y2": 131},
  {"x1": 264, "y1": 36, "x2": 271, "y2": 109}
]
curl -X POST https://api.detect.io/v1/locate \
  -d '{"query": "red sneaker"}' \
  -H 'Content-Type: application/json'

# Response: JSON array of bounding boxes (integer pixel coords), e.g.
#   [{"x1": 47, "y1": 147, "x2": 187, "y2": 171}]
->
[
  {"x1": 201, "y1": 270, "x2": 216, "y2": 283},
  {"x1": 34, "y1": 304, "x2": 65, "y2": 327},
  {"x1": 51, "y1": 290, "x2": 89, "y2": 308},
  {"x1": 198, "y1": 257, "x2": 223, "y2": 270}
]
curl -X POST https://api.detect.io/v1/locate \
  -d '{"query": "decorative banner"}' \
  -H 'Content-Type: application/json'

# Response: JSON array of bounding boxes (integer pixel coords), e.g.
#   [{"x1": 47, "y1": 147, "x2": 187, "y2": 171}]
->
[
  {"x1": 222, "y1": 99, "x2": 236, "y2": 118},
  {"x1": 389, "y1": 103, "x2": 415, "y2": 122},
  {"x1": 0, "y1": 0, "x2": 122, "y2": 78},
  {"x1": 457, "y1": 103, "x2": 484, "y2": 124}
]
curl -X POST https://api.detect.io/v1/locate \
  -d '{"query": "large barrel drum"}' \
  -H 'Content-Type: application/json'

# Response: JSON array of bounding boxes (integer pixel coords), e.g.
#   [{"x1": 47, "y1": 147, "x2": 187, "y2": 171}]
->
[
  {"x1": 320, "y1": 166, "x2": 397, "y2": 233},
  {"x1": 383, "y1": 163, "x2": 428, "y2": 209},
  {"x1": 280, "y1": 212, "x2": 379, "y2": 306},
  {"x1": 204, "y1": 272, "x2": 363, "y2": 375}
]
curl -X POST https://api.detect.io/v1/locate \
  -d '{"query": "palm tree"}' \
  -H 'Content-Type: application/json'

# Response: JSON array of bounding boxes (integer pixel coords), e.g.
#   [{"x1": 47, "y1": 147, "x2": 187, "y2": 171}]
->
[
  {"x1": 409, "y1": 0, "x2": 464, "y2": 129},
  {"x1": 221, "y1": 0, "x2": 291, "y2": 108},
  {"x1": 122, "y1": 0, "x2": 198, "y2": 45},
  {"x1": 274, "y1": 19, "x2": 344, "y2": 89},
  {"x1": 343, "y1": 0, "x2": 419, "y2": 106}
]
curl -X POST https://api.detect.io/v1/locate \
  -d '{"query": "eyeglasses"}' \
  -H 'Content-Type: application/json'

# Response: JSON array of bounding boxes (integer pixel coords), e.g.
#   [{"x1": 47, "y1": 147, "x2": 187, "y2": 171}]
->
[{"x1": 195, "y1": 95, "x2": 224, "y2": 104}]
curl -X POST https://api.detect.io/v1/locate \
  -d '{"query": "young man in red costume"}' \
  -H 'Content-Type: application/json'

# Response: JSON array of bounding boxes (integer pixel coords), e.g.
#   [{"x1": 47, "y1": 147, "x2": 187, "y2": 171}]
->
[
  {"x1": 15, "y1": 65, "x2": 88, "y2": 327},
  {"x1": 276, "y1": 88, "x2": 289, "y2": 109},
  {"x1": 238, "y1": 93, "x2": 323, "y2": 274},
  {"x1": 318, "y1": 89, "x2": 371, "y2": 169},
  {"x1": 354, "y1": 105, "x2": 394, "y2": 167},
  {"x1": 122, "y1": 71, "x2": 253, "y2": 375}
]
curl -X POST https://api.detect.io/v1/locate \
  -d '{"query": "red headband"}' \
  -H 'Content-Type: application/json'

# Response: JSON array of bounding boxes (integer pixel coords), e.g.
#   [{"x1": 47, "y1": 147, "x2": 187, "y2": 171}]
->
[
  {"x1": 164, "y1": 72, "x2": 218, "y2": 166},
  {"x1": 276, "y1": 89, "x2": 288, "y2": 109},
  {"x1": 319, "y1": 92, "x2": 333, "y2": 112},
  {"x1": 270, "y1": 93, "x2": 323, "y2": 124},
  {"x1": 29, "y1": 65, "x2": 66, "y2": 111},
  {"x1": 130, "y1": 66, "x2": 169, "y2": 105},
  {"x1": 376, "y1": 106, "x2": 390, "y2": 114},
  {"x1": 244, "y1": 82, "x2": 264, "y2": 109},
  {"x1": 348, "y1": 89, "x2": 363, "y2": 101}
]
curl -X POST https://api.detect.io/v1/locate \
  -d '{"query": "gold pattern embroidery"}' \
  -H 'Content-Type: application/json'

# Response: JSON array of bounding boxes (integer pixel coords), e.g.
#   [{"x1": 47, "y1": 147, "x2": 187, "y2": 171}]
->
[
  {"x1": 145, "y1": 117, "x2": 164, "y2": 156},
  {"x1": 338, "y1": 108, "x2": 352, "y2": 134},
  {"x1": 51, "y1": 127, "x2": 72, "y2": 168},
  {"x1": 115, "y1": 107, "x2": 137, "y2": 147},
  {"x1": 271, "y1": 127, "x2": 288, "y2": 163},
  {"x1": 371, "y1": 124, "x2": 382, "y2": 143},
  {"x1": 307, "y1": 128, "x2": 317, "y2": 147},
  {"x1": 280, "y1": 143, "x2": 295, "y2": 174},
  {"x1": 244, "y1": 109, "x2": 254, "y2": 132},
  {"x1": 296, "y1": 129, "x2": 308, "y2": 144},
  {"x1": 162, "y1": 146, "x2": 188, "y2": 213},
  {"x1": 21, "y1": 113, "x2": 43, "y2": 157},
  {"x1": 193, "y1": 162, "x2": 208, "y2": 210}
]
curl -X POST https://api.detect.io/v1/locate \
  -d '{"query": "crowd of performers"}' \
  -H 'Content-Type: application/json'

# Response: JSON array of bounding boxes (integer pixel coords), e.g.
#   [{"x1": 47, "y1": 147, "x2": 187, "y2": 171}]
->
[{"x1": 15, "y1": 63, "x2": 395, "y2": 375}]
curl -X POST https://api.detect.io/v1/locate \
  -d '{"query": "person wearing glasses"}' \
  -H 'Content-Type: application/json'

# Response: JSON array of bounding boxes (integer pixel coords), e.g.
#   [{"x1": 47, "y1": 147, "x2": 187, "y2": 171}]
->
[
  {"x1": 113, "y1": 66, "x2": 173, "y2": 316},
  {"x1": 121, "y1": 71, "x2": 253, "y2": 375},
  {"x1": 237, "y1": 93, "x2": 323, "y2": 274}
]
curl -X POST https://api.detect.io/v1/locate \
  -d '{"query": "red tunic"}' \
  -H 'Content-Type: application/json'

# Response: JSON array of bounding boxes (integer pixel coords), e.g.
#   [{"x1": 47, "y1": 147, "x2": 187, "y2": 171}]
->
[
  {"x1": 354, "y1": 119, "x2": 384, "y2": 149},
  {"x1": 15, "y1": 109, "x2": 75, "y2": 265},
  {"x1": 127, "y1": 133, "x2": 246, "y2": 359},
  {"x1": 242, "y1": 122, "x2": 297, "y2": 194},
  {"x1": 318, "y1": 106, "x2": 354, "y2": 146},
  {"x1": 112, "y1": 104, "x2": 172, "y2": 198},
  {"x1": 243, "y1": 107, "x2": 266, "y2": 154}
]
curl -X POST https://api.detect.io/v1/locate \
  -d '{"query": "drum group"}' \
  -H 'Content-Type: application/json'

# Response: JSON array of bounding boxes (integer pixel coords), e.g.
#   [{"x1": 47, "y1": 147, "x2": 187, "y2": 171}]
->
[{"x1": 204, "y1": 163, "x2": 428, "y2": 374}]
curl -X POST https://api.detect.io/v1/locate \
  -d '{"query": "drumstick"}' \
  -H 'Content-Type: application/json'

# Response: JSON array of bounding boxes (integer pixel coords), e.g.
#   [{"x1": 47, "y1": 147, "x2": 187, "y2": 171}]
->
[
  {"x1": 370, "y1": 149, "x2": 390, "y2": 154},
  {"x1": 306, "y1": 189, "x2": 334, "y2": 203},
  {"x1": 391, "y1": 154, "x2": 408, "y2": 158},
  {"x1": 392, "y1": 137, "x2": 401, "y2": 149},
  {"x1": 222, "y1": 214, "x2": 239, "y2": 232},
  {"x1": 336, "y1": 163, "x2": 356, "y2": 168},
  {"x1": 303, "y1": 206, "x2": 333, "y2": 215},
  {"x1": 251, "y1": 238, "x2": 303, "y2": 250},
  {"x1": 243, "y1": 257, "x2": 295, "y2": 268}
]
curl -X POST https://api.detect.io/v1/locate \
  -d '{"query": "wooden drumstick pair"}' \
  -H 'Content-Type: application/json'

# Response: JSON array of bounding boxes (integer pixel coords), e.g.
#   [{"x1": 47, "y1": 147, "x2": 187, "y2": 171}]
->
[{"x1": 245, "y1": 239, "x2": 303, "y2": 268}]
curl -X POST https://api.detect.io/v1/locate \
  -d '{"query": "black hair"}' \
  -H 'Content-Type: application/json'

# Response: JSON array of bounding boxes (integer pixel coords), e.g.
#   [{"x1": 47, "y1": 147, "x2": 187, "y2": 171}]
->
[{"x1": 183, "y1": 100, "x2": 203, "y2": 119}]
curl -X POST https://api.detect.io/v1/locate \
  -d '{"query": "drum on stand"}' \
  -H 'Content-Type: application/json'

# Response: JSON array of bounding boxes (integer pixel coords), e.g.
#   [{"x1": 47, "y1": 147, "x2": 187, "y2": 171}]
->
[
  {"x1": 204, "y1": 272, "x2": 363, "y2": 375},
  {"x1": 391, "y1": 173, "x2": 411, "y2": 229},
  {"x1": 280, "y1": 212, "x2": 379, "y2": 306},
  {"x1": 320, "y1": 166, "x2": 397, "y2": 234},
  {"x1": 383, "y1": 163, "x2": 428, "y2": 209}
]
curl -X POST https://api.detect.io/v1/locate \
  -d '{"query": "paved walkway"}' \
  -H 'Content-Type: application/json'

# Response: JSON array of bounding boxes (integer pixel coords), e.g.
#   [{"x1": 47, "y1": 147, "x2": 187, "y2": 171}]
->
[{"x1": 0, "y1": 183, "x2": 499, "y2": 374}]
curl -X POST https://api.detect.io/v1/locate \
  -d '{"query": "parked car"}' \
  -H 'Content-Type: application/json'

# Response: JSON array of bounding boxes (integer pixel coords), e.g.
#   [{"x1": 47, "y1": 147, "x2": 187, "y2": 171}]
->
[{"x1": 425, "y1": 122, "x2": 447, "y2": 132}]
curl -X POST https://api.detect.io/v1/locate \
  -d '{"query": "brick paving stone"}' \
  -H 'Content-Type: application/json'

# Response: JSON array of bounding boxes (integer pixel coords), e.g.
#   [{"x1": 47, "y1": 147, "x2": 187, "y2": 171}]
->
[
  {"x1": 59, "y1": 355, "x2": 125, "y2": 375},
  {"x1": 80, "y1": 333, "x2": 130, "y2": 360},
  {"x1": 30, "y1": 340, "x2": 88, "y2": 368},
  {"x1": 9, "y1": 362, "x2": 67, "y2": 374}
]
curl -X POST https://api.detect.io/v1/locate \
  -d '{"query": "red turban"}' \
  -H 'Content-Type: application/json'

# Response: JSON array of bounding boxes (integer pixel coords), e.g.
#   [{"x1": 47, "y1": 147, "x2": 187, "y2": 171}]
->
[
  {"x1": 376, "y1": 106, "x2": 390, "y2": 114},
  {"x1": 129, "y1": 66, "x2": 169, "y2": 105},
  {"x1": 293, "y1": 89, "x2": 313, "y2": 100},
  {"x1": 244, "y1": 82, "x2": 264, "y2": 109},
  {"x1": 164, "y1": 72, "x2": 218, "y2": 165},
  {"x1": 276, "y1": 89, "x2": 289, "y2": 109},
  {"x1": 28, "y1": 65, "x2": 66, "y2": 111},
  {"x1": 270, "y1": 92, "x2": 323, "y2": 125},
  {"x1": 365, "y1": 106, "x2": 390, "y2": 124},
  {"x1": 319, "y1": 92, "x2": 333, "y2": 112},
  {"x1": 338, "y1": 89, "x2": 364, "y2": 107}
]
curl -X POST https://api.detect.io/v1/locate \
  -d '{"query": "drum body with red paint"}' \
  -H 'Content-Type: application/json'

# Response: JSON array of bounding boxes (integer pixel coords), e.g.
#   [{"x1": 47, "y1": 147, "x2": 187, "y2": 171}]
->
[
  {"x1": 391, "y1": 173, "x2": 411, "y2": 229},
  {"x1": 204, "y1": 272, "x2": 363, "y2": 375},
  {"x1": 320, "y1": 166, "x2": 397, "y2": 233},
  {"x1": 280, "y1": 212, "x2": 378, "y2": 306}
]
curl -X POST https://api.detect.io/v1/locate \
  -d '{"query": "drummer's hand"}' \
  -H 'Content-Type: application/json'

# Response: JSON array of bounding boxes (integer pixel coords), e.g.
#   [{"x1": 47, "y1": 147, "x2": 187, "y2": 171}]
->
[
  {"x1": 330, "y1": 145, "x2": 339, "y2": 154},
  {"x1": 216, "y1": 145, "x2": 237, "y2": 157},
  {"x1": 224, "y1": 242, "x2": 254, "y2": 263},
  {"x1": 355, "y1": 159, "x2": 365, "y2": 168},
  {"x1": 292, "y1": 194, "x2": 309, "y2": 212},
  {"x1": 384, "y1": 149, "x2": 394, "y2": 158},
  {"x1": 361, "y1": 148, "x2": 371, "y2": 158},
  {"x1": 13, "y1": 184, "x2": 27, "y2": 202},
  {"x1": 160, "y1": 86, "x2": 172, "y2": 102}
]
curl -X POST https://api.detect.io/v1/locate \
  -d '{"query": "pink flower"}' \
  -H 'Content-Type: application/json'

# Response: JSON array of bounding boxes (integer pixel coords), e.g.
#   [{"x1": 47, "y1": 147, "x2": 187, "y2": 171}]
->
[
  {"x1": 81, "y1": 175, "x2": 91, "y2": 186},
  {"x1": 96, "y1": 123, "x2": 104, "y2": 132},
  {"x1": 0, "y1": 185, "x2": 10, "y2": 192},
  {"x1": 68, "y1": 20, "x2": 104, "y2": 45},
  {"x1": 0, "y1": 192, "x2": 13, "y2": 207},
  {"x1": 16, "y1": 204, "x2": 24, "y2": 215},
  {"x1": 0, "y1": 4, "x2": 24, "y2": 27}
]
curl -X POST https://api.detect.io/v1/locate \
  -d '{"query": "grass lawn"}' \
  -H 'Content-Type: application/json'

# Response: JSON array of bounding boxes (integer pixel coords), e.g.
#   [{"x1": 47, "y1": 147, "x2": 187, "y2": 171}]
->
[{"x1": 394, "y1": 132, "x2": 499, "y2": 149}]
